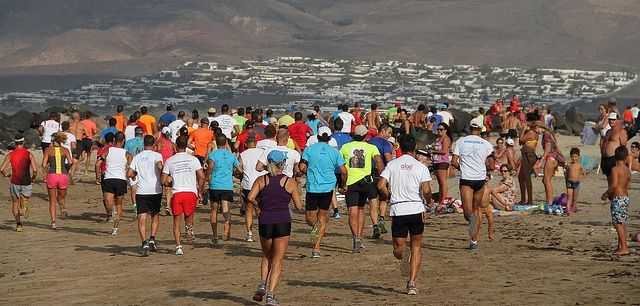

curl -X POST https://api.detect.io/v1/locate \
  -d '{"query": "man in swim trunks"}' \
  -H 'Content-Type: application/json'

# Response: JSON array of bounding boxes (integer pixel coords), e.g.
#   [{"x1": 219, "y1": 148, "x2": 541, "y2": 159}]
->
[
  {"x1": 602, "y1": 146, "x2": 631, "y2": 255},
  {"x1": 451, "y1": 118, "x2": 495, "y2": 251},
  {"x1": 600, "y1": 113, "x2": 628, "y2": 184}
]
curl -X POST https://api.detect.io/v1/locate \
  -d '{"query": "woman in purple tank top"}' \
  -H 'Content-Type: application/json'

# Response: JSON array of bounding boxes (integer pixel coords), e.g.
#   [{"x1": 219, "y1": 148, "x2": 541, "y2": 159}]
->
[{"x1": 247, "y1": 150, "x2": 302, "y2": 306}]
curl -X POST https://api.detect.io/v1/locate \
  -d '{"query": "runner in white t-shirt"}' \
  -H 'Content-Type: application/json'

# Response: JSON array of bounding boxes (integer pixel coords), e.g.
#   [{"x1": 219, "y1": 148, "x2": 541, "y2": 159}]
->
[
  {"x1": 127, "y1": 135, "x2": 164, "y2": 256},
  {"x1": 378, "y1": 134, "x2": 432, "y2": 295},
  {"x1": 213, "y1": 104, "x2": 239, "y2": 140},
  {"x1": 168, "y1": 111, "x2": 187, "y2": 143},
  {"x1": 256, "y1": 128, "x2": 300, "y2": 178},
  {"x1": 124, "y1": 116, "x2": 138, "y2": 142},
  {"x1": 39, "y1": 112, "x2": 61, "y2": 151},
  {"x1": 238, "y1": 137, "x2": 267, "y2": 242},
  {"x1": 451, "y1": 118, "x2": 495, "y2": 251},
  {"x1": 338, "y1": 107, "x2": 355, "y2": 133},
  {"x1": 161, "y1": 135, "x2": 205, "y2": 255}
]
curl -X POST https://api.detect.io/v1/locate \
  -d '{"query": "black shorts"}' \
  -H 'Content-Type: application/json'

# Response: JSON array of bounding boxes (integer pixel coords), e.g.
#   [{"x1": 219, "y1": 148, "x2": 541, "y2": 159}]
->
[
  {"x1": 601, "y1": 155, "x2": 616, "y2": 177},
  {"x1": 371, "y1": 175, "x2": 389, "y2": 201},
  {"x1": 136, "y1": 194, "x2": 162, "y2": 215},
  {"x1": 102, "y1": 178, "x2": 127, "y2": 196},
  {"x1": 41, "y1": 142, "x2": 50, "y2": 152},
  {"x1": 391, "y1": 213, "x2": 424, "y2": 238},
  {"x1": 209, "y1": 190, "x2": 234, "y2": 203},
  {"x1": 196, "y1": 155, "x2": 206, "y2": 166},
  {"x1": 241, "y1": 189, "x2": 250, "y2": 203},
  {"x1": 459, "y1": 179, "x2": 486, "y2": 192},
  {"x1": 345, "y1": 177, "x2": 378, "y2": 207},
  {"x1": 259, "y1": 222, "x2": 291, "y2": 239},
  {"x1": 80, "y1": 139, "x2": 93, "y2": 154},
  {"x1": 305, "y1": 192, "x2": 333, "y2": 211},
  {"x1": 335, "y1": 173, "x2": 344, "y2": 188}
]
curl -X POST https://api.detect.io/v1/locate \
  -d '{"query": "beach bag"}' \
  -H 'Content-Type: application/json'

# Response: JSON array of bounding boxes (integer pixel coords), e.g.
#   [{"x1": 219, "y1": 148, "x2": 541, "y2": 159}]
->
[{"x1": 553, "y1": 193, "x2": 567, "y2": 207}]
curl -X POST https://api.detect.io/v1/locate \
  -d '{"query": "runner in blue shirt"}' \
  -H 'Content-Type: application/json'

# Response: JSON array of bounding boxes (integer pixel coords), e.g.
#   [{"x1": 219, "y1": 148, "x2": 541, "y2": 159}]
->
[
  {"x1": 206, "y1": 134, "x2": 242, "y2": 243},
  {"x1": 300, "y1": 127, "x2": 347, "y2": 258},
  {"x1": 158, "y1": 104, "x2": 176, "y2": 125}
]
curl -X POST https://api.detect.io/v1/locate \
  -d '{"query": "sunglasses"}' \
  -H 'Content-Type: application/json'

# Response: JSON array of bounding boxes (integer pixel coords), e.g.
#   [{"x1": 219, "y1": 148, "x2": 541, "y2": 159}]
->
[
  {"x1": 609, "y1": 118, "x2": 617, "y2": 121},
  {"x1": 437, "y1": 128, "x2": 445, "y2": 131},
  {"x1": 631, "y1": 146, "x2": 638, "y2": 149},
  {"x1": 497, "y1": 141, "x2": 504, "y2": 144},
  {"x1": 500, "y1": 170, "x2": 510, "y2": 173}
]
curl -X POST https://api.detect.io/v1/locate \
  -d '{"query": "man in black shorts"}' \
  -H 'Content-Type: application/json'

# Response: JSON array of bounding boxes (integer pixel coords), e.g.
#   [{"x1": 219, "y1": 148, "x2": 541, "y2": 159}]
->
[
  {"x1": 299, "y1": 127, "x2": 347, "y2": 258},
  {"x1": 127, "y1": 135, "x2": 164, "y2": 256},
  {"x1": 339, "y1": 125, "x2": 384, "y2": 253},
  {"x1": 452, "y1": 118, "x2": 495, "y2": 251},
  {"x1": 378, "y1": 134, "x2": 432, "y2": 295},
  {"x1": 96, "y1": 132, "x2": 132, "y2": 236}
]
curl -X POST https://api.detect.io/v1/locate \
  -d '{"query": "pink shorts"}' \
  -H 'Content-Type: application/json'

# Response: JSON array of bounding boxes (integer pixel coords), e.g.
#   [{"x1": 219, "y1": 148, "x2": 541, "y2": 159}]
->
[{"x1": 46, "y1": 173, "x2": 69, "y2": 190}]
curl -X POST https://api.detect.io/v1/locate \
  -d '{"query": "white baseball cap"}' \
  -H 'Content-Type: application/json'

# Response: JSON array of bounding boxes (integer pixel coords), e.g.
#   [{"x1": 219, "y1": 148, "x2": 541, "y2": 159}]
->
[
  {"x1": 354, "y1": 125, "x2": 368, "y2": 136},
  {"x1": 506, "y1": 139, "x2": 515, "y2": 146},
  {"x1": 161, "y1": 127, "x2": 171, "y2": 135},
  {"x1": 318, "y1": 126, "x2": 332, "y2": 137},
  {"x1": 608, "y1": 112, "x2": 618, "y2": 120},
  {"x1": 470, "y1": 117, "x2": 484, "y2": 128}
]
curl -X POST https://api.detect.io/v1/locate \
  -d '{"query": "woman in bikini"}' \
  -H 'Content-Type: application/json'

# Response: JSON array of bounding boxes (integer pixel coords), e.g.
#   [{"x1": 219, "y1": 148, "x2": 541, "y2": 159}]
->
[
  {"x1": 429, "y1": 122, "x2": 452, "y2": 205},
  {"x1": 518, "y1": 113, "x2": 542, "y2": 205},
  {"x1": 536, "y1": 123, "x2": 564, "y2": 205}
]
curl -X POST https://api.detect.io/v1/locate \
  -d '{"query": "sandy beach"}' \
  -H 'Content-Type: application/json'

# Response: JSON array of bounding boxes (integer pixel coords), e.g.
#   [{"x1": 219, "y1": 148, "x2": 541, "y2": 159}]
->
[{"x1": 1, "y1": 134, "x2": 638, "y2": 305}]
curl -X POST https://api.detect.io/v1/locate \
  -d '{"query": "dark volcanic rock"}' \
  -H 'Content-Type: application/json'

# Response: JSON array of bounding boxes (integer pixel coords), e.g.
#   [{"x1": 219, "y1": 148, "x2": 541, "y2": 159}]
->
[{"x1": 7, "y1": 110, "x2": 37, "y2": 133}]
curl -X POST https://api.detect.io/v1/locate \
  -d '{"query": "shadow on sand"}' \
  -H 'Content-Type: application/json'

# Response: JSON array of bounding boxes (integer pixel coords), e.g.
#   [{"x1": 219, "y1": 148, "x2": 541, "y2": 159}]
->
[{"x1": 168, "y1": 289, "x2": 257, "y2": 305}]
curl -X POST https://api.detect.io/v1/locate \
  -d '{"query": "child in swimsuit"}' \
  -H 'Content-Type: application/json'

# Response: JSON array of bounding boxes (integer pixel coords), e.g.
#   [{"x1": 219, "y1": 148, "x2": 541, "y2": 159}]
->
[
  {"x1": 565, "y1": 148, "x2": 586, "y2": 215},
  {"x1": 601, "y1": 146, "x2": 631, "y2": 256}
]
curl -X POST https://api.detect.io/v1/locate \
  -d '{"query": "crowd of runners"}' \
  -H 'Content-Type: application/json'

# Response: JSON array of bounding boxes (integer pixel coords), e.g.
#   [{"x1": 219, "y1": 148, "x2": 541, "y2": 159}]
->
[{"x1": 1, "y1": 98, "x2": 637, "y2": 305}]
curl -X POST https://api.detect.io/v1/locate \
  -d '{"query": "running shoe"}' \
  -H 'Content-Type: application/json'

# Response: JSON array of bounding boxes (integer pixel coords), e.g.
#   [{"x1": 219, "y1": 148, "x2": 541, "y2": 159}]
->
[
  {"x1": 311, "y1": 251, "x2": 321, "y2": 259},
  {"x1": 468, "y1": 215, "x2": 479, "y2": 239},
  {"x1": 353, "y1": 238, "x2": 363, "y2": 253},
  {"x1": 331, "y1": 210, "x2": 341, "y2": 219},
  {"x1": 141, "y1": 241, "x2": 150, "y2": 257},
  {"x1": 246, "y1": 232, "x2": 254, "y2": 242},
  {"x1": 50, "y1": 222, "x2": 58, "y2": 231},
  {"x1": 132, "y1": 204, "x2": 137, "y2": 215},
  {"x1": 252, "y1": 284, "x2": 266, "y2": 302},
  {"x1": 469, "y1": 241, "x2": 479, "y2": 251},
  {"x1": 265, "y1": 294, "x2": 279, "y2": 306},
  {"x1": 60, "y1": 209, "x2": 68, "y2": 220},
  {"x1": 310, "y1": 221, "x2": 320, "y2": 244},
  {"x1": 20, "y1": 200, "x2": 30, "y2": 220},
  {"x1": 106, "y1": 215, "x2": 114, "y2": 223},
  {"x1": 222, "y1": 222, "x2": 231, "y2": 241},
  {"x1": 211, "y1": 237, "x2": 219, "y2": 245},
  {"x1": 111, "y1": 228, "x2": 118, "y2": 236},
  {"x1": 406, "y1": 282, "x2": 418, "y2": 295},
  {"x1": 15, "y1": 224, "x2": 23, "y2": 232},
  {"x1": 164, "y1": 206, "x2": 172, "y2": 216},
  {"x1": 400, "y1": 248, "x2": 411, "y2": 277},
  {"x1": 175, "y1": 245, "x2": 183, "y2": 255},
  {"x1": 378, "y1": 217, "x2": 388, "y2": 234},
  {"x1": 148, "y1": 238, "x2": 158, "y2": 252},
  {"x1": 372, "y1": 224, "x2": 381, "y2": 239}
]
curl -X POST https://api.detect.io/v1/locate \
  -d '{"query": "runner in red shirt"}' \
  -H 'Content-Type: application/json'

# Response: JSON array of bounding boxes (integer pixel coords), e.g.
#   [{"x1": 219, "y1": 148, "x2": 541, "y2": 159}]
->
[
  {"x1": 234, "y1": 121, "x2": 264, "y2": 153},
  {"x1": 0, "y1": 134, "x2": 38, "y2": 232},
  {"x1": 288, "y1": 112, "x2": 313, "y2": 151}
]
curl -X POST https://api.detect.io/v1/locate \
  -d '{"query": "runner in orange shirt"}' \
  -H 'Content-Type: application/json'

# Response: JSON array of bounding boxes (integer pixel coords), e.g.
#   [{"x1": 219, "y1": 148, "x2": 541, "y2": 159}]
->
[
  {"x1": 80, "y1": 112, "x2": 98, "y2": 175},
  {"x1": 188, "y1": 118, "x2": 214, "y2": 165},
  {"x1": 138, "y1": 106, "x2": 157, "y2": 136},
  {"x1": 113, "y1": 105, "x2": 127, "y2": 132}
]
